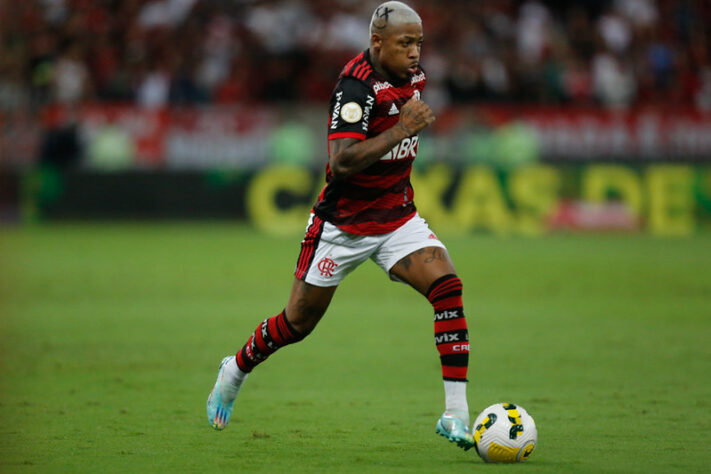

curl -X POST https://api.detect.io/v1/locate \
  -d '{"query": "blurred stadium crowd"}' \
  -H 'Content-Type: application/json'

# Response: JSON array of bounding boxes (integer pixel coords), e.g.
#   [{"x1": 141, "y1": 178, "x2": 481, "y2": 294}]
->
[{"x1": 1, "y1": 0, "x2": 710, "y2": 112}]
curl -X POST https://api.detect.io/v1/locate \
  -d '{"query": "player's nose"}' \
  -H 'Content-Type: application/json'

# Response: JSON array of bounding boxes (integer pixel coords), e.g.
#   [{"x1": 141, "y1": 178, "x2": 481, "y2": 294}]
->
[{"x1": 408, "y1": 44, "x2": 420, "y2": 60}]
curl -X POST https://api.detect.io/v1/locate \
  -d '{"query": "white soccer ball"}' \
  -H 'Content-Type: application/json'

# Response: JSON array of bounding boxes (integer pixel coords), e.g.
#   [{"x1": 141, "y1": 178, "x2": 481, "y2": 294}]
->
[{"x1": 472, "y1": 402, "x2": 537, "y2": 463}]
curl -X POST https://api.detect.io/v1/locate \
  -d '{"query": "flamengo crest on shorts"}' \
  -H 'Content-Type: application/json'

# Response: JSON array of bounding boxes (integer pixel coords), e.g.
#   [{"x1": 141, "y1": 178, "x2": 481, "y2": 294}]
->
[
  {"x1": 317, "y1": 257, "x2": 338, "y2": 277},
  {"x1": 314, "y1": 49, "x2": 427, "y2": 236}
]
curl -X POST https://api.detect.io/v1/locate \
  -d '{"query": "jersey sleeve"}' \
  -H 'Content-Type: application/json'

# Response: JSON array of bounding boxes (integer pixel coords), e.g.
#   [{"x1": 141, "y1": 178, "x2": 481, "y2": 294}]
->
[{"x1": 328, "y1": 77, "x2": 375, "y2": 141}]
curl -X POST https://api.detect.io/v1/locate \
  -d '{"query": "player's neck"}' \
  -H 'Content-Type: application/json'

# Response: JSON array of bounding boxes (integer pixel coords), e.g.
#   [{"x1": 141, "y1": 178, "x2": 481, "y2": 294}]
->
[{"x1": 367, "y1": 48, "x2": 401, "y2": 85}]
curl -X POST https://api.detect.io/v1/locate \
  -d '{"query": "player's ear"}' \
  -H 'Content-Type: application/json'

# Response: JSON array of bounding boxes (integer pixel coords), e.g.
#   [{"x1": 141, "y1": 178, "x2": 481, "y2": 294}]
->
[{"x1": 371, "y1": 33, "x2": 383, "y2": 51}]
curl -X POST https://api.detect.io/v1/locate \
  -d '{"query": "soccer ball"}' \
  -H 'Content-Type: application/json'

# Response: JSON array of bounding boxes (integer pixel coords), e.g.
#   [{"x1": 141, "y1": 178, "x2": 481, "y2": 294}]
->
[{"x1": 472, "y1": 402, "x2": 537, "y2": 463}]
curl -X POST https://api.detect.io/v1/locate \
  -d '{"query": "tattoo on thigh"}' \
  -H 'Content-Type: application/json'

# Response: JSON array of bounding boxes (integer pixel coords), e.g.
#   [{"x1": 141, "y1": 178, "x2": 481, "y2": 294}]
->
[
  {"x1": 396, "y1": 248, "x2": 447, "y2": 271},
  {"x1": 399, "y1": 255, "x2": 412, "y2": 271},
  {"x1": 424, "y1": 248, "x2": 446, "y2": 264}
]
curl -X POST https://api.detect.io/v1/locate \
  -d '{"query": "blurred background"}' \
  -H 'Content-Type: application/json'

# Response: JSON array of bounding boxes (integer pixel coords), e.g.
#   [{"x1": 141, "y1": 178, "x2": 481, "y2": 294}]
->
[{"x1": 1, "y1": 0, "x2": 710, "y2": 235}]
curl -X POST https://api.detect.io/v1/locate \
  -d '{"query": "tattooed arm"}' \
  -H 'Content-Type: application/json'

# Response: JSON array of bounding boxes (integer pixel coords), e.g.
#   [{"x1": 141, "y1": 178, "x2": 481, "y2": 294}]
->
[{"x1": 329, "y1": 97, "x2": 435, "y2": 179}]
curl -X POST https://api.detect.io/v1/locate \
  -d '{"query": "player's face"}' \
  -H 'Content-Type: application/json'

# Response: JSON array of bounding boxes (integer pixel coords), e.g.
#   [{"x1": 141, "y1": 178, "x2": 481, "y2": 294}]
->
[{"x1": 373, "y1": 23, "x2": 424, "y2": 82}]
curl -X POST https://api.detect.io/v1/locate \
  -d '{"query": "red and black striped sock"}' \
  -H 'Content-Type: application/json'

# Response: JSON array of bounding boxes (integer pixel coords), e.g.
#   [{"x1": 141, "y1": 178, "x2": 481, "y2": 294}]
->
[
  {"x1": 235, "y1": 310, "x2": 305, "y2": 373},
  {"x1": 427, "y1": 274, "x2": 469, "y2": 382}
]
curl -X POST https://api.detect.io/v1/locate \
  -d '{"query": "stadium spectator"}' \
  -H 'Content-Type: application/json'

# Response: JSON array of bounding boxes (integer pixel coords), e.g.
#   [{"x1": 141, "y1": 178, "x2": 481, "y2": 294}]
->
[
  {"x1": 52, "y1": 41, "x2": 91, "y2": 105},
  {"x1": 0, "y1": 0, "x2": 709, "y2": 109}
]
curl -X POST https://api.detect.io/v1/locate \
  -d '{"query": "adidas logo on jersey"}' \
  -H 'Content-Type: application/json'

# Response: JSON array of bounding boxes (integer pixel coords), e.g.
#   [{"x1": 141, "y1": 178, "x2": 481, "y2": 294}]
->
[{"x1": 388, "y1": 103, "x2": 399, "y2": 115}]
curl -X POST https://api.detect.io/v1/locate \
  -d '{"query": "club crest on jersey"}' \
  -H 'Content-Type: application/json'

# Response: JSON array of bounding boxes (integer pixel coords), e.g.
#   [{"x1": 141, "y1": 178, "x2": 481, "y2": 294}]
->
[{"x1": 380, "y1": 135, "x2": 419, "y2": 161}]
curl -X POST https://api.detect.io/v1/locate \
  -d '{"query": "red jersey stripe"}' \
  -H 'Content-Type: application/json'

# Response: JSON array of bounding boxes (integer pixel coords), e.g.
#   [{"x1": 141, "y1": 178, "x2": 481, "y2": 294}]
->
[
  {"x1": 370, "y1": 115, "x2": 399, "y2": 130},
  {"x1": 430, "y1": 281, "x2": 463, "y2": 300},
  {"x1": 343, "y1": 52, "x2": 364, "y2": 75},
  {"x1": 328, "y1": 131, "x2": 366, "y2": 140},
  {"x1": 346, "y1": 169, "x2": 412, "y2": 189},
  {"x1": 336, "y1": 190, "x2": 410, "y2": 213},
  {"x1": 357, "y1": 65, "x2": 372, "y2": 80},
  {"x1": 357, "y1": 159, "x2": 413, "y2": 177},
  {"x1": 327, "y1": 176, "x2": 411, "y2": 201},
  {"x1": 352, "y1": 62, "x2": 367, "y2": 79},
  {"x1": 432, "y1": 296, "x2": 463, "y2": 312}
]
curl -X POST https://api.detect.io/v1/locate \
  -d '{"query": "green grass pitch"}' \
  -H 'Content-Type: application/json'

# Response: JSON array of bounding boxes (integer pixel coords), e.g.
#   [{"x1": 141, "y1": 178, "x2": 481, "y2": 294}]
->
[{"x1": 1, "y1": 223, "x2": 710, "y2": 473}]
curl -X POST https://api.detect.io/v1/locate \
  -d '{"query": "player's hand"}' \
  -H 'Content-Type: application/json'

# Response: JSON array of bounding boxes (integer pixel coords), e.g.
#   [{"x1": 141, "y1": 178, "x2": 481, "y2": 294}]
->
[{"x1": 398, "y1": 96, "x2": 435, "y2": 136}]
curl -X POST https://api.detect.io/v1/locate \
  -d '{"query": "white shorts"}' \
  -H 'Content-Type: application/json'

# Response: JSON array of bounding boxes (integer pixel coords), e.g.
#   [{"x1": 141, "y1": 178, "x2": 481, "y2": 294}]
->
[{"x1": 294, "y1": 212, "x2": 446, "y2": 287}]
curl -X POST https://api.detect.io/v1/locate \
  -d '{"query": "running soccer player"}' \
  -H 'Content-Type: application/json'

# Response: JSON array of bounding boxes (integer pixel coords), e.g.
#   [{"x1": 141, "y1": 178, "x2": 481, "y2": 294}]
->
[{"x1": 207, "y1": 1, "x2": 475, "y2": 450}]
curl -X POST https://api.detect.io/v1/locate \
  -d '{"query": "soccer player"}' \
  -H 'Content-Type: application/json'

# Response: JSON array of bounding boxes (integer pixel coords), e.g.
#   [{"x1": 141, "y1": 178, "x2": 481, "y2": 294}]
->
[{"x1": 207, "y1": 1, "x2": 475, "y2": 450}]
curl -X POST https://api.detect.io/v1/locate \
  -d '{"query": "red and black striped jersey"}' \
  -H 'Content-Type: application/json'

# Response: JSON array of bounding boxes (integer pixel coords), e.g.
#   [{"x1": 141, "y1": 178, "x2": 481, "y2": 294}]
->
[{"x1": 312, "y1": 49, "x2": 427, "y2": 235}]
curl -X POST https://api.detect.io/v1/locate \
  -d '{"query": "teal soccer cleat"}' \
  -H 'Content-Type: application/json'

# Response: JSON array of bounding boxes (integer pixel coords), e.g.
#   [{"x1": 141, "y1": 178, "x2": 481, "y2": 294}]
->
[
  {"x1": 436, "y1": 412, "x2": 475, "y2": 451},
  {"x1": 206, "y1": 356, "x2": 241, "y2": 430}
]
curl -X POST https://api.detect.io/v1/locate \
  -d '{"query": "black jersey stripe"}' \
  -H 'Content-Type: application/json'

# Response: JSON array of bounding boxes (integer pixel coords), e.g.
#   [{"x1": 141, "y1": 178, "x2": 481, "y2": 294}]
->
[
  {"x1": 330, "y1": 176, "x2": 410, "y2": 201},
  {"x1": 332, "y1": 203, "x2": 415, "y2": 226},
  {"x1": 336, "y1": 189, "x2": 412, "y2": 213},
  {"x1": 357, "y1": 159, "x2": 413, "y2": 177}
]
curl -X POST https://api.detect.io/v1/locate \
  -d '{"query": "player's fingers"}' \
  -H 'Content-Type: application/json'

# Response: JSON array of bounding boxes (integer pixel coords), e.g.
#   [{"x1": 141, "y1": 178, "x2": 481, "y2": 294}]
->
[
  {"x1": 413, "y1": 103, "x2": 431, "y2": 117},
  {"x1": 402, "y1": 96, "x2": 418, "y2": 110},
  {"x1": 419, "y1": 104, "x2": 434, "y2": 119}
]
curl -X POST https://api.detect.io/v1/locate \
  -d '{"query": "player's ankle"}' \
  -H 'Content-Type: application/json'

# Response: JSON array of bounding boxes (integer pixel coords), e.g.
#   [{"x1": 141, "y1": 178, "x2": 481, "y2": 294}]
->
[
  {"x1": 224, "y1": 356, "x2": 248, "y2": 385},
  {"x1": 444, "y1": 408, "x2": 470, "y2": 426},
  {"x1": 444, "y1": 380, "x2": 469, "y2": 424}
]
